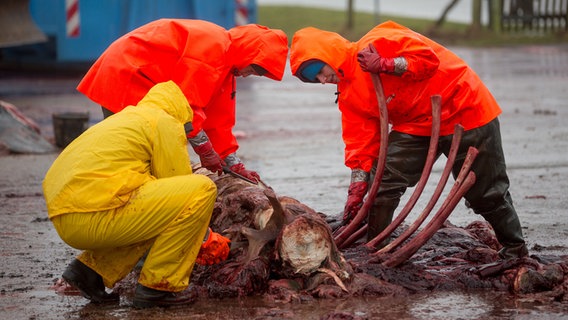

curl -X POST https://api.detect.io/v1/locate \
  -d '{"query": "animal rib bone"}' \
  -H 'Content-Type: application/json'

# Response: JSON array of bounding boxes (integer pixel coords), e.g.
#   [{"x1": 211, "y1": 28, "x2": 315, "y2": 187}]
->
[
  {"x1": 334, "y1": 73, "x2": 389, "y2": 248},
  {"x1": 365, "y1": 95, "x2": 443, "y2": 249},
  {"x1": 374, "y1": 124, "x2": 464, "y2": 254},
  {"x1": 379, "y1": 146, "x2": 479, "y2": 267}
]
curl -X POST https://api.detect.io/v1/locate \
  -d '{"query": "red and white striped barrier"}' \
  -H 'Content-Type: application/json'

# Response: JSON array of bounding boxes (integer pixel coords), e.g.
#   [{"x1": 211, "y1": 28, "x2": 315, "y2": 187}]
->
[
  {"x1": 235, "y1": 0, "x2": 249, "y2": 26},
  {"x1": 65, "y1": 0, "x2": 80, "y2": 37}
]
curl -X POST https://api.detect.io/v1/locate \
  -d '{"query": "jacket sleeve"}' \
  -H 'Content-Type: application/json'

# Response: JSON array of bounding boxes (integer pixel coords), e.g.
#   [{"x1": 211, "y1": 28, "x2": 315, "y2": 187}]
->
[
  {"x1": 179, "y1": 64, "x2": 228, "y2": 143},
  {"x1": 199, "y1": 74, "x2": 239, "y2": 158},
  {"x1": 340, "y1": 100, "x2": 381, "y2": 172},
  {"x1": 372, "y1": 35, "x2": 439, "y2": 81},
  {"x1": 151, "y1": 115, "x2": 192, "y2": 178},
  {"x1": 187, "y1": 105, "x2": 207, "y2": 139}
]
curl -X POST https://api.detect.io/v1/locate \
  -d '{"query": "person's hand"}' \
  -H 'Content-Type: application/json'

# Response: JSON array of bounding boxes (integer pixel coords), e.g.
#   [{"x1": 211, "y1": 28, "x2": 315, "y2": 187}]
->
[
  {"x1": 193, "y1": 141, "x2": 225, "y2": 175},
  {"x1": 357, "y1": 43, "x2": 394, "y2": 74},
  {"x1": 228, "y1": 163, "x2": 260, "y2": 183},
  {"x1": 342, "y1": 181, "x2": 368, "y2": 225},
  {"x1": 196, "y1": 229, "x2": 231, "y2": 266}
]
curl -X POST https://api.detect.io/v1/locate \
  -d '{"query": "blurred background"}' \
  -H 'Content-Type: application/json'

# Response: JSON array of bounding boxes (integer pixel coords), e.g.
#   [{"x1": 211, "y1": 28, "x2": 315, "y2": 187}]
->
[
  {"x1": 1, "y1": 0, "x2": 567, "y2": 70},
  {"x1": 1, "y1": 3, "x2": 567, "y2": 319}
]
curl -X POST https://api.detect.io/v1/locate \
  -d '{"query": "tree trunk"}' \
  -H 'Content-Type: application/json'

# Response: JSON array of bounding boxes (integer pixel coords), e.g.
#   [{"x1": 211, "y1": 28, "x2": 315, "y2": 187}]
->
[
  {"x1": 470, "y1": 0, "x2": 483, "y2": 34},
  {"x1": 346, "y1": 0, "x2": 354, "y2": 32},
  {"x1": 490, "y1": 0, "x2": 502, "y2": 33}
]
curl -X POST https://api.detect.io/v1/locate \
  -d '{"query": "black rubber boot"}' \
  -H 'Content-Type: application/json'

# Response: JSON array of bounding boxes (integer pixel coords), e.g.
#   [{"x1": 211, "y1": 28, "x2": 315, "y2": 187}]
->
[
  {"x1": 481, "y1": 203, "x2": 528, "y2": 259},
  {"x1": 367, "y1": 200, "x2": 398, "y2": 248},
  {"x1": 133, "y1": 284, "x2": 196, "y2": 308},
  {"x1": 62, "y1": 259, "x2": 119, "y2": 303}
]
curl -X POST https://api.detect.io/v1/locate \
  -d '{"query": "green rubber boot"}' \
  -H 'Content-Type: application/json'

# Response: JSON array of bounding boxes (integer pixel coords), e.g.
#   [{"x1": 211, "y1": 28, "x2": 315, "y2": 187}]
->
[
  {"x1": 367, "y1": 200, "x2": 398, "y2": 248},
  {"x1": 482, "y1": 203, "x2": 528, "y2": 259}
]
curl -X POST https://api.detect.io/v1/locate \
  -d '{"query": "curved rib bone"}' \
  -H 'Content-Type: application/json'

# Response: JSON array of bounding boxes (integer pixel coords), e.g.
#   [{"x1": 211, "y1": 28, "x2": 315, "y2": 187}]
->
[
  {"x1": 365, "y1": 95, "x2": 442, "y2": 249},
  {"x1": 335, "y1": 73, "x2": 389, "y2": 248},
  {"x1": 375, "y1": 124, "x2": 464, "y2": 254},
  {"x1": 340, "y1": 224, "x2": 368, "y2": 248},
  {"x1": 380, "y1": 146, "x2": 479, "y2": 268}
]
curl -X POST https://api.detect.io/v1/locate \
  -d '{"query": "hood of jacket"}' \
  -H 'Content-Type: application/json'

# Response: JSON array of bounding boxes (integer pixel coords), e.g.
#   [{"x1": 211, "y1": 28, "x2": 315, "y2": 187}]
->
[
  {"x1": 228, "y1": 24, "x2": 289, "y2": 81},
  {"x1": 136, "y1": 80, "x2": 193, "y2": 124},
  {"x1": 290, "y1": 27, "x2": 355, "y2": 83}
]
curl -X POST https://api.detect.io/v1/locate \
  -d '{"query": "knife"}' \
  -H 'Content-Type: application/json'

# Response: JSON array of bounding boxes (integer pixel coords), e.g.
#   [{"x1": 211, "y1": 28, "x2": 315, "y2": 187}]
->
[{"x1": 222, "y1": 166, "x2": 258, "y2": 184}]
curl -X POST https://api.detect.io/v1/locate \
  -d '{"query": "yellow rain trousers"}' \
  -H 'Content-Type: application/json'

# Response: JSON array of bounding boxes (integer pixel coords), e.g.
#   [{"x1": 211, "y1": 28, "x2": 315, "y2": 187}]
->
[
  {"x1": 43, "y1": 81, "x2": 217, "y2": 292},
  {"x1": 51, "y1": 175, "x2": 215, "y2": 291}
]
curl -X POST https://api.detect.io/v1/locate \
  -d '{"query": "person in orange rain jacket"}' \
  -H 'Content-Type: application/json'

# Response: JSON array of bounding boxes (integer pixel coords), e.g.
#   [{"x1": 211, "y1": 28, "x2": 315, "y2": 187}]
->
[
  {"x1": 77, "y1": 19, "x2": 289, "y2": 183},
  {"x1": 289, "y1": 21, "x2": 528, "y2": 259}
]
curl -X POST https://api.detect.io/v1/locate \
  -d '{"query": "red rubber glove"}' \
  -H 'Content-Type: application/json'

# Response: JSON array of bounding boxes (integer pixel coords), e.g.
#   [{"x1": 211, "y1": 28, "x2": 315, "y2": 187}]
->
[
  {"x1": 357, "y1": 43, "x2": 395, "y2": 74},
  {"x1": 196, "y1": 228, "x2": 231, "y2": 266},
  {"x1": 229, "y1": 163, "x2": 260, "y2": 183},
  {"x1": 342, "y1": 181, "x2": 368, "y2": 225},
  {"x1": 193, "y1": 141, "x2": 225, "y2": 175}
]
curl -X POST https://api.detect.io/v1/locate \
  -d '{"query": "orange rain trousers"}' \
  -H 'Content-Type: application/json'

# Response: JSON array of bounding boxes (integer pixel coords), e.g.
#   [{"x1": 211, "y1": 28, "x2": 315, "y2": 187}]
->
[{"x1": 51, "y1": 174, "x2": 216, "y2": 292}]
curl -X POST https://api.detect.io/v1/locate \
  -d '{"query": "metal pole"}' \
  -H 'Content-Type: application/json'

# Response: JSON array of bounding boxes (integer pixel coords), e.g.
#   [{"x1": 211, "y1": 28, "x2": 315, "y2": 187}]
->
[{"x1": 374, "y1": 0, "x2": 380, "y2": 24}]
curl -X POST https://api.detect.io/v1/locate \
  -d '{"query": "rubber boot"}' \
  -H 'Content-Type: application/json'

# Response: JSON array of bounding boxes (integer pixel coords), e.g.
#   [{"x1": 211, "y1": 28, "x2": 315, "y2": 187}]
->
[
  {"x1": 367, "y1": 200, "x2": 398, "y2": 248},
  {"x1": 133, "y1": 284, "x2": 196, "y2": 308},
  {"x1": 62, "y1": 259, "x2": 120, "y2": 303},
  {"x1": 481, "y1": 203, "x2": 528, "y2": 259}
]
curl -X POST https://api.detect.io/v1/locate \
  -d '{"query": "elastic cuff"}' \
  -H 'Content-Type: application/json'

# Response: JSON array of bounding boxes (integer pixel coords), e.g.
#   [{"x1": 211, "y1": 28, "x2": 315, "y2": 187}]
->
[
  {"x1": 187, "y1": 130, "x2": 209, "y2": 147},
  {"x1": 224, "y1": 153, "x2": 241, "y2": 167},
  {"x1": 350, "y1": 169, "x2": 370, "y2": 183},
  {"x1": 393, "y1": 57, "x2": 408, "y2": 75}
]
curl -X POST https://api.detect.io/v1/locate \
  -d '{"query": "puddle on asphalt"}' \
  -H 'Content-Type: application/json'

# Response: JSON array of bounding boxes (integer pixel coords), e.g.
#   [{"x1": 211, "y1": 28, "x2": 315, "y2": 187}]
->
[
  {"x1": 49, "y1": 289, "x2": 567, "y2": 320},
  {"x1": 408, "y1": 292, "x2": 504, "y2": 319}
]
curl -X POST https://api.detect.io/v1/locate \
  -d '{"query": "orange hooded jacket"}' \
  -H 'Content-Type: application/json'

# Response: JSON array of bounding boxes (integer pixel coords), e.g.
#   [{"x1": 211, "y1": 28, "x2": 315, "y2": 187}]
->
[
  {"x1": 290, "y1": 21, "x2": 501, "y2": 173},
  {"x1": 77, "y1": 19, "x2": 288, "y2": 158}
]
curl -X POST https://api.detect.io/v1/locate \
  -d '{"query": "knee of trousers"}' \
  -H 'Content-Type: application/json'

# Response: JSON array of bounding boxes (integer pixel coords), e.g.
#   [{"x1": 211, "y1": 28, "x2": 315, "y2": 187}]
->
[
  {"x1": 374, "y1": 161, "x2": 424, "y2": 204},
  {"x1": 372, "y1": 196, "x2": 401, "y2": 209},
  {"x1": 374, "y1": 182, "x2": 406, "y2": 208},
  {"x1": 186, "y1": 175, "x2": 217, "y2": 208},
  {"x1": 173, "y1": 175, "x2": 217, "y2": 222},
  {"x1": 466, "y1": 190, "x2": 514, "y2": 216}
]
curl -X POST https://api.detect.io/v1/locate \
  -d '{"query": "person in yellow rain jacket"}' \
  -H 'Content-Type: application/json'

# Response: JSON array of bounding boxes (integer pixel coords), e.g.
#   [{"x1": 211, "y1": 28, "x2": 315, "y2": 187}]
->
[{"x1": 43, "y1": 81, "x2": 230, "y2": 308}]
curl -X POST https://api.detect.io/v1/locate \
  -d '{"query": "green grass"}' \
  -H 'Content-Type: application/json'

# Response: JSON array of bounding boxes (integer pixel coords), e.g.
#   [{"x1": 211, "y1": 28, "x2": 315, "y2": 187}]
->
[{"x1": 258, "y1": 5, "x2": 568, "y2": 47}]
